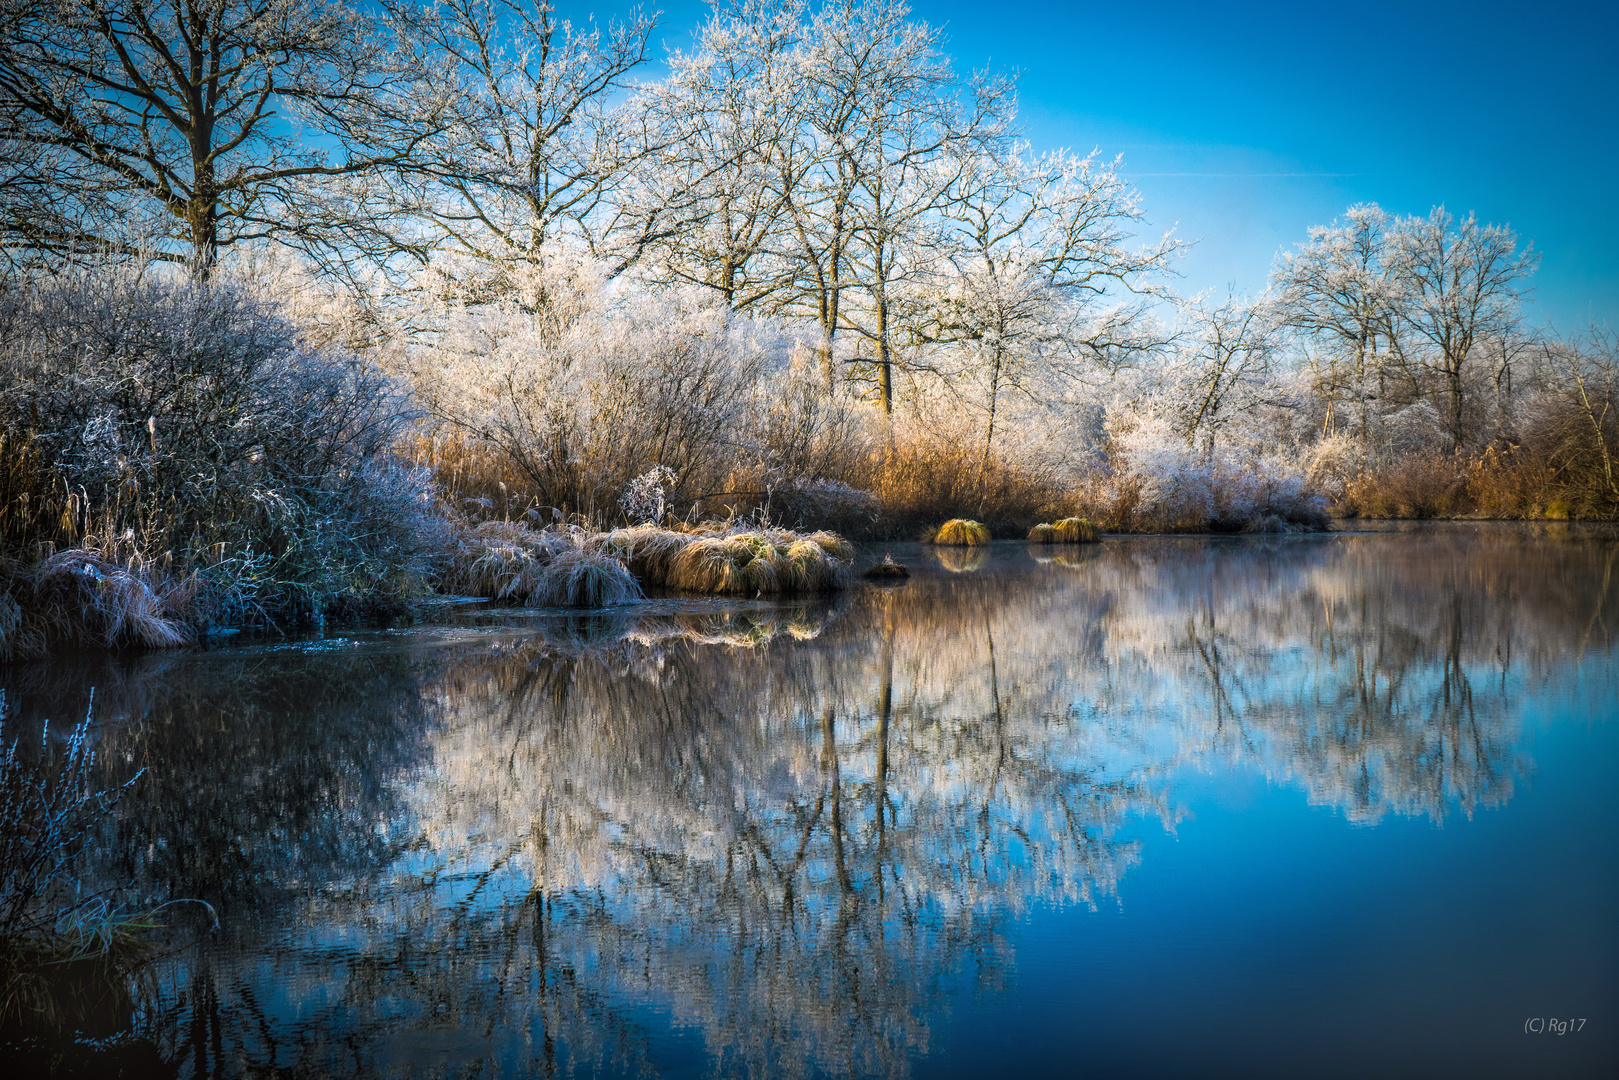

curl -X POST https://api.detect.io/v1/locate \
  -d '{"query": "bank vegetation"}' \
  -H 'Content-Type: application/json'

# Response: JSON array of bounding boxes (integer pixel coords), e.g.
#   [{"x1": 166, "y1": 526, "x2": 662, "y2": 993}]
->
[{"x1": 0, "y1": 0, "x2": 1613, "y2": 653}]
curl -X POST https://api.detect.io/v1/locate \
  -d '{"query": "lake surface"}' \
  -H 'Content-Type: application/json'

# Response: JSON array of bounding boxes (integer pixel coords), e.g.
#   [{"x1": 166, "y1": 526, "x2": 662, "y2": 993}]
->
[{"x1": 4, "y1": 525, "x2": 1617, "y2": 1078}]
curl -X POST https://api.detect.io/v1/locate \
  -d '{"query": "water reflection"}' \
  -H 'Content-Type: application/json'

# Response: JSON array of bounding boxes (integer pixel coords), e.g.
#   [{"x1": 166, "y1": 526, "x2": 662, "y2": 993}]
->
[{"x1": 3, "y1": 528, "x2": 1613, "y2": 1077}]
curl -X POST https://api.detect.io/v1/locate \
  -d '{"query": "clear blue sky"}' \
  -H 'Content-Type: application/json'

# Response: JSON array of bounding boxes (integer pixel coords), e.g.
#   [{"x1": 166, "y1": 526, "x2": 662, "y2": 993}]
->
[{"x1": 569, "y1": 0, "x2": 1618, "y2": 329}]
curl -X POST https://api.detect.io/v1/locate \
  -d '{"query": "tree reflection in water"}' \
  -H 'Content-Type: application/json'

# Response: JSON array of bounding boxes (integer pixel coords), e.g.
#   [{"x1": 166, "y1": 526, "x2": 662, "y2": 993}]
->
[{"x1": 2, "y1": 528, "x2": 1611, "y2": 1077}]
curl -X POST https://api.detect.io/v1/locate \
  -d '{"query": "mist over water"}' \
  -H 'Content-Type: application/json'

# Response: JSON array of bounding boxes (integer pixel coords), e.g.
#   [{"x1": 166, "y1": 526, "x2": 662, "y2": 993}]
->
[{"x1": 6, "y1": 525, "x2": 1616, "y2": 1078}]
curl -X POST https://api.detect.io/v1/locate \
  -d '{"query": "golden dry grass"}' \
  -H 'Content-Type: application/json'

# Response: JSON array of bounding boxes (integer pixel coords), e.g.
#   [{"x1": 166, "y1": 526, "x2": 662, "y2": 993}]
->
[
  {"x1": 1030, "y1": 518, "x2": 1101, "y2": 543},
  {"x1": 589, "y1": 525, "x2": 693, "y2": 583},
  {"x1": 852, "y1": 432, "x2": 1062, "y2": 538},
  {"x1": 1051, "y1": 517, "x2": 1100, "y2": 543},
  {"x1": 463, "y1": 522, "x2": 858, "y2": 598},
  {"x1": 661, "y1": 529, "x2": 853, "y2": 595},
  {"x1": 805, "y1": 530, "x2": 856, "y2": 561},
  {"x1": 929, "y1": 519, "x2": 991, "y2": 546}
]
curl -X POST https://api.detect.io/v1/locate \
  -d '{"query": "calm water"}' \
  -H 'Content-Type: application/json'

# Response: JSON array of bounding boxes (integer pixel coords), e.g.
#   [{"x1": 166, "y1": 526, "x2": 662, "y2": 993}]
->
[{"x1": 5, "y1": 525, "x2": 1617, "y2": 1078}]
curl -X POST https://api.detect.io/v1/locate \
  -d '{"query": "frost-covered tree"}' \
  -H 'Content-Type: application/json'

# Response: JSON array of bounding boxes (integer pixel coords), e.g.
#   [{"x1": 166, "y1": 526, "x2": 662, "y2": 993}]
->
[
  {"x1": 1385, "y1": 207, "x2": 1537, "y2": 452},
  {"x1": 377, "y1": 0, "x2": 657, "y2": 279},
  {"x1": 804, "y1": 0, "x2": 1013, "y2": 414},
  {"x1": 920, "y1": 148, "x2": 1177, "y2": 461},
  {"x1": 0, "y1": 0, "x2": 440, "y2": 274},
  {"x1": 629, "y1": 0, "x2": 811, "y2": 310},
  {"x1": 1273, "y1": 203, "x2": 1400, "y2": 463},
  {"x1": 1168, "y1": 293, "x2": 1285, "y2": 456}
]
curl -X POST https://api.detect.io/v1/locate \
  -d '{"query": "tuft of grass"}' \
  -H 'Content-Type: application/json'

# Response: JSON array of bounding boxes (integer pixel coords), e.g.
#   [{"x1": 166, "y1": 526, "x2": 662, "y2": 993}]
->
[
  {"x1": 662, "y1": 529, "x2": 852, "y2": 595},
  {"x1": 928, "y1": 519, "x2": 991, "y2": 546},
  {"x1": 531, "y1": 549, "x2": 643, "y2": 608},
  {"x1": 861, "y1": 555, "x2": 910, "y2": 580},
  {"x1": 1051, "y1": 517, "x2": 1100, "y2": 543},
  {"x1": 591, "y1": 525, "x2": 694, "y2": 584},
  {"x1": 444, "y1": 520, "x2": 855, "y2": 601},
  {"x1": 804, "y1": 530, "x2": 856, "y2": 562},
  {"x1": 1030, "y1": 518, "x2": 1100, "y2": 543},
  {"x1": 4, "y1": 551, "x2": 192, "y2": 657},
  {"x1": 443, "y1": 520, "x2": 571, "y2": 601}
]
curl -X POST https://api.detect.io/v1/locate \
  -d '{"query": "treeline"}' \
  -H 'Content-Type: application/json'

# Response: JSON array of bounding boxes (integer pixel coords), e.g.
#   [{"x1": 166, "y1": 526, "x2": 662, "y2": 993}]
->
[{"x1": 0, "y1": 0, "x2": 1615, "y2": 642}]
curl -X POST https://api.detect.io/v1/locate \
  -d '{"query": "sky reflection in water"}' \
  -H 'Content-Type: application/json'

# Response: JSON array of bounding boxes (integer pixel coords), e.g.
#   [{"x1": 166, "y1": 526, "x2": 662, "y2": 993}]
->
[{"x1": 7, "y1": 526, "x2": 1616, "y2": 1078}]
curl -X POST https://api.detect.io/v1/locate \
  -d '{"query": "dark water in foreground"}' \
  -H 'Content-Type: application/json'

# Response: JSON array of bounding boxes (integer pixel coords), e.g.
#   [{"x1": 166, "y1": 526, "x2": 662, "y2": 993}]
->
[{"x1": 4, "y1": 525, "x2": 1617, "y2": 1078}]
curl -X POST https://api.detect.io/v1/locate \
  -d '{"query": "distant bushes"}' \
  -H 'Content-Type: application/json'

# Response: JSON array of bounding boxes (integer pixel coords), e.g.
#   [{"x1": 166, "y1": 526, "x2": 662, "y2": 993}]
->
[{"x1": 403, "y1": 261, "x2": 874, "y2": 532}]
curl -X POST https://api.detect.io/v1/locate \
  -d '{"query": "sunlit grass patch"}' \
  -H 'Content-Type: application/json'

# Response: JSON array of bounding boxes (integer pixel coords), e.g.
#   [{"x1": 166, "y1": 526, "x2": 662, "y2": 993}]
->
[
  {"x1": 1052, "y1": 517, "x2": 1099, "y2": 543},
  {"x1": 608, "y1": 526, "x2": 854, "y2": 596},
  {"x1": 1028, "y1": 517, "x2": 1099, "y2": 543},
  {"x1": 449, "y1": 521, "x2": 855, "y2": 601},
  {"x1": 927, "y1": 519, "x2": 991, "y2": 546},
  {"x1": 590, "y1": 525, "x2": 692, "y2": 584}
]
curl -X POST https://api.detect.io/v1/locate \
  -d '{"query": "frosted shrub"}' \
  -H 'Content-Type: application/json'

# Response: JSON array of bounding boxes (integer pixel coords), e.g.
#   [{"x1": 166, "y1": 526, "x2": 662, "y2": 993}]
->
[
  {"x1": 1109, "y1": 413, "x2": 1328, "y2": 530},
  {"x1": 620, "y1": 466, "x2": 677, "y2": 525},
  {"x1": 0, "y1": 268, "x2": 435, "y2": 635},
  {"x1": 1384, "y1": 400, "x2": 1448, "y2": 458},
  {"x1": 1303, "y1": 433, "x2": 1363, "y2": 502},
  {"x1": 405, "y1": 250, "x2": 874, "y2": 527}
]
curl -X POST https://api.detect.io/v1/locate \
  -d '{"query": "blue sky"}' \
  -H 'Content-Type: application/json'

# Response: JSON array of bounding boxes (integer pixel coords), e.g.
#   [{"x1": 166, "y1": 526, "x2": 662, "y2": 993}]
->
[{"x1": 569, "y1": 0, "x2": 1618, "y2": 329}]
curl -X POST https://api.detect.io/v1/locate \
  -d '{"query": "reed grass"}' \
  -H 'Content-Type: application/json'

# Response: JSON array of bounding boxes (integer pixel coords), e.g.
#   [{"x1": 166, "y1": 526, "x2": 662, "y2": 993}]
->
[
  {"x1": 853, "y1": 431, "x2": 1061, "y2": 539},
  {"x1": 445, "y1": 520, "x2": 854, "y2": 601},
  {"x1": 1052, "y1": 517, "x2": 1100, "y2": 543},
  {"x1": 530, "y1": 549, "x2": 643, "y2": 608},
  {"x1": 928, "y1": 519, "x2": 991, "y2": 546},
  {"x1": 660, "y1": 529, "x2": 853, "y2": 595}
]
